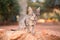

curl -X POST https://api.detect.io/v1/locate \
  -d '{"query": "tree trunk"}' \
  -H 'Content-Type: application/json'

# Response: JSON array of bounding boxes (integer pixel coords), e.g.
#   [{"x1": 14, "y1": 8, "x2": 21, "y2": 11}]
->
[{"x1": 17, "y1": 0, "x2": 27, "y2": 30}]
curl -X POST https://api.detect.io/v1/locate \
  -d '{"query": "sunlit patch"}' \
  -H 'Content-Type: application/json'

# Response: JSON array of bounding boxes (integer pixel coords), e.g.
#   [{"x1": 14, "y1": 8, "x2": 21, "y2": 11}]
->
[
  {"x1": 46, "y1": 19, "x2": 59, "y2": 23},
  {"x1": 37, "y1": 19, "x2": 45, "y2": 23},
  {"x1": 37, "y1": 18, "x2": 59, "y2": 23}
]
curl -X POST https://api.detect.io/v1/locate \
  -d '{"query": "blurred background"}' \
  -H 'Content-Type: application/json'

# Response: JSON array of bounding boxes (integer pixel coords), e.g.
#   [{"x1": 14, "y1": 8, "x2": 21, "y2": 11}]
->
[
  {"x1": 0, "y1": 0, "x2": 20, "y2": 25},
  {"x1": 0, "y1": 0, "x2": 60, "y2": 25}
]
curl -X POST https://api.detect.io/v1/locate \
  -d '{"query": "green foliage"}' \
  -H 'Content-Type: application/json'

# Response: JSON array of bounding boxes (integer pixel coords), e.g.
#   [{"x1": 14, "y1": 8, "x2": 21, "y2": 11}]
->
[
  {"x1": 44, "y1": 0, "x2": 55, "y2": 7},
  {"x1": 0, "y1": 0, "x2": 20, "y2": 21},
  {"x1": 28, "y1": 0, "x2": 40, "y2": 8}
]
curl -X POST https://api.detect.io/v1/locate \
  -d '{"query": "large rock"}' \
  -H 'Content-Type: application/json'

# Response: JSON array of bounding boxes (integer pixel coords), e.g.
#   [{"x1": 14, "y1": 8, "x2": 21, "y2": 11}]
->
[{"x1": 0, "y1": 29, "x2": 60, "y2": 40}]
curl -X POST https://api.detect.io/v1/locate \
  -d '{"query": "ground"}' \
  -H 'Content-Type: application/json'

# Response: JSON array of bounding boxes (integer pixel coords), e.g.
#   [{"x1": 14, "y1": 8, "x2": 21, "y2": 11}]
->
[{"x1": 0, "y1": 22, "x2": 60, "y2": 40}]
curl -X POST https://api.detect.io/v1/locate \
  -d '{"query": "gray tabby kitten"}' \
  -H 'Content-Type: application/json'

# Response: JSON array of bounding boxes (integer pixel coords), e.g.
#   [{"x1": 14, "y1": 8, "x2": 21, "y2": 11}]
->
[{"x1": 25, "y1": 7, "x2": 37, "y2": 34}]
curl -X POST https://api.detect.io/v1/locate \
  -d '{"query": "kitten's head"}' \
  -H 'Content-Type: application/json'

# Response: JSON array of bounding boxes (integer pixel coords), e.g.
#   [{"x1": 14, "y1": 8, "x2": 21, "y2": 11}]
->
[{"x1": 27, "y1": 7, "x2": 40, "y2": 15}]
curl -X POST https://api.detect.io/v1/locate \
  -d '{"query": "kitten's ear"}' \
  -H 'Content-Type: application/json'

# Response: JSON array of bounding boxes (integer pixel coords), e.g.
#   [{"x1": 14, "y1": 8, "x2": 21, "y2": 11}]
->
[
  {"x1": 28, "y1": 7, "x2": 33, "y2": 14},
  {"x1": 36, "y1": 7, "x2": 40, "y2": 15},
  {"x1": 28, "y1": 7, "x2": 33, "y2": 12},
  {"x1": 36, "y1": 7, "x2": 40, "y2": 13}
]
